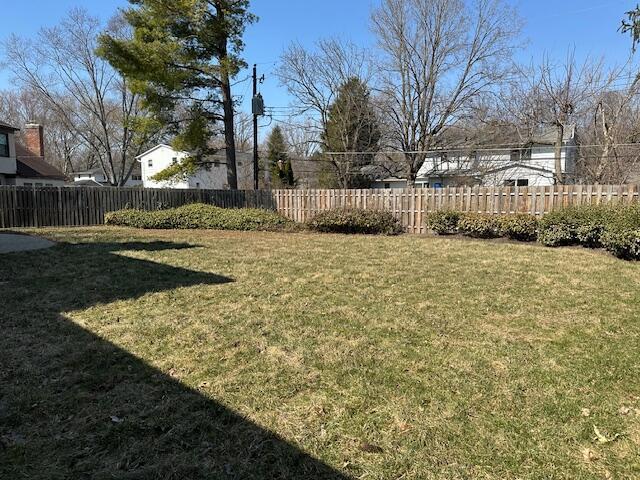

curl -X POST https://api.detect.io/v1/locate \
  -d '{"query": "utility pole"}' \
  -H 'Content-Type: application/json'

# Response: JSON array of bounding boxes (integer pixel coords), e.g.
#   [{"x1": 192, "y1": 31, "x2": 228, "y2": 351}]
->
[{"x1": 251, "y1": 65, "x2": 264, "y2": 190}]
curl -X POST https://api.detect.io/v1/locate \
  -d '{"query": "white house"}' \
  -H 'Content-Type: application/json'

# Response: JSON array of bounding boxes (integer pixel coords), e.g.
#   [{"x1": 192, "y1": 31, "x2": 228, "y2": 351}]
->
[
  {"x1": 137, "y1": 144, "x2": 254, "y2": 190},
  {"x1": 372, "y1": 126, "x2": 578, "y2": 189},
  {"x1": 71, "y1": 167, "x2": 143, "y2": 187},
  {"x1": 0, "y1": 121, "x2": 66, "y2": 187}
]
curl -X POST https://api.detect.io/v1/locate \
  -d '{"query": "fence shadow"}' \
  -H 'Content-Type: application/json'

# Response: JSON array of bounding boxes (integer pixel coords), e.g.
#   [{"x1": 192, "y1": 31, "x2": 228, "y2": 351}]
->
[{"x1": 0, "y1": 240, "x2": 350, "y2": 479}]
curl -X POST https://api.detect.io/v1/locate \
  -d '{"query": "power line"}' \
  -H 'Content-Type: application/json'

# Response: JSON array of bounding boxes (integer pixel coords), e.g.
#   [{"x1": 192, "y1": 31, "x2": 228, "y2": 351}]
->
[{"x1": 319, "y1": 144, "x2": 640, "y2": 155}]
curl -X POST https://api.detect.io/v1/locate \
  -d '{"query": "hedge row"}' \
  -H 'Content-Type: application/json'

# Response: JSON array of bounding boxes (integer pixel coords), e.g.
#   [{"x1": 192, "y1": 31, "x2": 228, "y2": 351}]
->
[
  {"x1": 105, "y1": 203, "x2": 294, "y2": 231},
  {"x1": 426, "y1": 211, "x2": 538, "y2": 242},
  {"x1": 306, "y1": 209, "x2": 402, "y2": 235},
  {"x1": 426, "y1": 204, "x2": 640, "y2": 260},
  {"x1": 105, "y1": 205, "x2": 402, "y2": 235}
]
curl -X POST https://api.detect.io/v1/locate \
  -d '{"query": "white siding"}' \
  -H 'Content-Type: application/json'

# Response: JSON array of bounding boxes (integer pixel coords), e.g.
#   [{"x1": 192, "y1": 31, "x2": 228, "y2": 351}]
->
[
  {"x1": 0, "y1": 133, "x2": 17, "y2": 175},
  {"x1": 138, "y1": 144, "x2": 254, "y2": 190}
]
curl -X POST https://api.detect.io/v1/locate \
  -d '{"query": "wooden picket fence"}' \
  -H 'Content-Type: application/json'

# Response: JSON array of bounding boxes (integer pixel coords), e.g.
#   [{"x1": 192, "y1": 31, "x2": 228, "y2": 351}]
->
[{"x1": 1, "y1": 184, "x2": 639, "y2": 233}]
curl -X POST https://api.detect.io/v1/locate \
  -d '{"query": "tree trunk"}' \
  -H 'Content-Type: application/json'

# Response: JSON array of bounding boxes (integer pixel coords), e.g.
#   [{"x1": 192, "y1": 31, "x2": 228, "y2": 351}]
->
[
  {"x1": 221, "y1": 74, "x2": 238, "y2": 190},
  {"x1": 554, "y1": 123, "x2": 564, "y2": 185}
]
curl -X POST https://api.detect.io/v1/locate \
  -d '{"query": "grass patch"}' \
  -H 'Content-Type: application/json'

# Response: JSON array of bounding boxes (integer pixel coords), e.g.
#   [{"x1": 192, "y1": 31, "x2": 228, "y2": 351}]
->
[{"x1": 2, "y1": 227, "x2": 640, "y2": 479}]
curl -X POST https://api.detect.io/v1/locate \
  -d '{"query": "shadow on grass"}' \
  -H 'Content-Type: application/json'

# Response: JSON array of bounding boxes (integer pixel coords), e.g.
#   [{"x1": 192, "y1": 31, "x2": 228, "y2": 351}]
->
[{"x1": 0, "y1": 240, "x2": 350, "y2": 479}]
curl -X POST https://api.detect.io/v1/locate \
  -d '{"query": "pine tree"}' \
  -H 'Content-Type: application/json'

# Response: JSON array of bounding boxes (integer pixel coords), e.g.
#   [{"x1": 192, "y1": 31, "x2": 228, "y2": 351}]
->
[
  {"x1": 98, "y1": 0, "x2": 255, "y2": 189},
  {"x1": 322, "y1": 77, "x2": 380, "y2": 188},
  {"x1": 267, "y1": 126, "x2": 295, "y2": 188}
]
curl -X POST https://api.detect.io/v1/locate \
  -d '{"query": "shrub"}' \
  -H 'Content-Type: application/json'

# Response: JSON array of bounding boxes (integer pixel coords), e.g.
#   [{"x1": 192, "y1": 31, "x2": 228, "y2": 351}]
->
[
  {"x1": 426, "y1": 210, "x2": 461, "y2": 235},
  {"x1": 457, "y1": 213, "x2": 500, "y2": 238},
  {"x1": 306, "y1": 208, "x2": 402, "y2": 235},
  {"x1": 496, "y1": 214, "x2": 539, "y2": 242},
  {"x1": 537, "y1": 208, "x2": 580, "y2": 247},
  {"x1": 537, "y1": 204, "x2": 640, "y2": 249},
  {"x1": 601, "y1": 227, "x2": 640, "y2": 260},
  {"x1": 105, "y1": 203, "x2": 294, "y2": 231}
]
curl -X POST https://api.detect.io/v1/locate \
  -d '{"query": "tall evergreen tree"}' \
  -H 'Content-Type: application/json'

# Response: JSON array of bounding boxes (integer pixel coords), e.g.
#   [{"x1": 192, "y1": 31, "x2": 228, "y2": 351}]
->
[
  {"x1": 267, "y1": 126, "x2": 295, "y2": 188},
  {"x1": 98, "y1": 0, "x2": 256, "y2": 189},
  {"x1": 322, "y1": 77, "x2": 380, "y2": 188}
]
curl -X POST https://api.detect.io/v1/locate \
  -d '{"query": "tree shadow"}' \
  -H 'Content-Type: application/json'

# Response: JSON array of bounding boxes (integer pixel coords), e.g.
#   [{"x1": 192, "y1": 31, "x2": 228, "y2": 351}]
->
[{"x1": 0, "y1": 240, "x2": 351, "y2": 479}]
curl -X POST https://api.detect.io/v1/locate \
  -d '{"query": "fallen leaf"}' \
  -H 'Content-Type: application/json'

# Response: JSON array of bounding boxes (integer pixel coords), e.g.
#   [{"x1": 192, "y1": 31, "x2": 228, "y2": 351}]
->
[
  {"x1": 619, "y1": 406, "x2": 631, "y2": 416},
  {"x1": 581, "y1": 408, "x2": 591, "y2": 417},
  {"x1": 593, "y1": 426, "x2": 621, "y2": 444},
  {"x1": 110, "y1": 416, "x2": 124, "y2": 424},
  {"x1": 359, "y1": 442, "x2": 384, "y2": 454}
]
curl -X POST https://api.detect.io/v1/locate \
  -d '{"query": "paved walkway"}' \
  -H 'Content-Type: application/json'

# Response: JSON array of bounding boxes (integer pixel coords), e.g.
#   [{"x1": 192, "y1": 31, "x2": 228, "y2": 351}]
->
[{"x1": 0, "y1": 233, "x2": 55, "y2": 254}]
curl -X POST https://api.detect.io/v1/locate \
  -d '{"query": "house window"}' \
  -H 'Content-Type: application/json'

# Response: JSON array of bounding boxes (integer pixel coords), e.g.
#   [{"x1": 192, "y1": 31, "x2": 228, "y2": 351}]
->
[
  {"x1": 45, "y1": 184, "x2": 53, "y2": 187},
  {"x1": 171, "y1": 157, "x2": 178, "y2": 165},
  {"x1": 384, "y1": 182, "x2": 391, "y2": 189},
  {"x1": 132, "y1": 175, "x2": 142, "y2": 181},
  {"x1": 0, "y1": 133, "x2": 9, "y2": 157},
  {"x1": 504, "y1": 179, "x2": 529, "y2": 187},
  {"x1": 510, "y1": 148, "x2": 532, "y2": 162},
  {"x1": 148, "y1": 159, "x2": 153, "y2": 167},
  {"x1": 24, "y1": 182, "x2": 33, "y2": 187},
  {"x1": 196, "y1": 182, "x2": 201, "y2": 189}
]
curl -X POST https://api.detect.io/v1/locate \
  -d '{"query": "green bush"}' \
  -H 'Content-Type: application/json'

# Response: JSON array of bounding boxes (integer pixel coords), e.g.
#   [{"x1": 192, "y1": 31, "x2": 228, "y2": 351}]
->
[
  {"x1": 496, "y1": 214, "x2": 539, "y2": 242},
  {"x1": 306, "y1": 208, "x2": 402, "y2": 235},
  {"x1": 426, "y1": 211, "x2": 461, "y2": 235},
  {"x1": 601, "y1": 227, "x2": 640, "y2": 260},
  {"x1": 457, "y1": 213, "x2": 500, "y2": 238},
  {"x1": 105, "y1": 203, "x2": 294, "y2": 231},
  {"x1": 537, "y1": 208, "x2": 579, "y2": 247},
  {"x1": 537, "y1": 204, "x2": 640, "y2": 249}
]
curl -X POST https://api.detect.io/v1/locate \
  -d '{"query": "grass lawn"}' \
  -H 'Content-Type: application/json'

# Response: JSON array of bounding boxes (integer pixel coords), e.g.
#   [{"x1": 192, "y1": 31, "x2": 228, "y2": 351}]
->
[{"x1": 2, "y1": 227, "x2": 640, "y2": 479}]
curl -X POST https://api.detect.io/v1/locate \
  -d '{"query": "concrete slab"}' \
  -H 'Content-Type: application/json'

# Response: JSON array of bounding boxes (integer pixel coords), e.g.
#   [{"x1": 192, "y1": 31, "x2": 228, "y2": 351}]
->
[{"x1": 0, "y1": 233, "x2": 55, "y2": 254}]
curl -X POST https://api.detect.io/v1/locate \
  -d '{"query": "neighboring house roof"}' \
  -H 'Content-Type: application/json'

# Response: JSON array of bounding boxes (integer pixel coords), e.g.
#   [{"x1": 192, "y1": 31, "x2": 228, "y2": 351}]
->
[
  {"x1": 136, "y1": 144, "x2": 252, "y2": 165},
  {"x1": 0, "y1": 120, "x2": 20, "y2": 132},
  {"x1": 15, "y1": 144, "x2": 66, "y2": 181},
  {"x1": 529, "y1": 125, "x2": 576, "y2": 145},
  {"x1": 73, "y1": 164, "x2": 141, "y2": 177},
  {"x1": 136, "y1": 144, "x2": 185, "y2": 159},
  {"x1": 72, "y1": 167, "x2": 104, "y2": 176}
]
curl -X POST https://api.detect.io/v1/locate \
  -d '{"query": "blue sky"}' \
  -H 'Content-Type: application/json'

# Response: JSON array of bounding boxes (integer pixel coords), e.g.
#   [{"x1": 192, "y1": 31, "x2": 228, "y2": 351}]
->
[{"x1": 1, "y1": 0, "x2": 635, "y2": 119}]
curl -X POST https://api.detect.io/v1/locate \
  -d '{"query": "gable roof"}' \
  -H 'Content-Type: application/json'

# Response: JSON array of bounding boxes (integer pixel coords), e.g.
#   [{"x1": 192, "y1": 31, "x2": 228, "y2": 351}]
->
[
  {"x1": 136, "y1": 144, "x2": 184, "y2": 159},
  {"x1": 15, "y1": 143, "x2": 66, "y2": 180}
]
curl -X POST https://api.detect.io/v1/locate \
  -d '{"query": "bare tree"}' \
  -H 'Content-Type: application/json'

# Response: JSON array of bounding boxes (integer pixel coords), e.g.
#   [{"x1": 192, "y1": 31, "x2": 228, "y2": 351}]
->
[
  {"x1": 233, "y1": 111, "x2": 253, "y2": 153},
  {"x1": 279, "y1": 117, "x2": 319, "y2": 158},
  {"x1": 577, "y1": 81, "x2": 640, "y2": 183},
  {"x1": 0, "y1": 87, "x2": 88, "y2": 174},
  {"x1": 3, "y1": 9, "x2": 160, "y2": 186},
  {"x1": 535, "y1": 51, "x2": 612, "y2": 183},
  {"x1": 371, "y1": 0, "x2": 521, "y2": 186},
  {"x1": 277, "y1": 38, "x2": 373, "y2": 138}
]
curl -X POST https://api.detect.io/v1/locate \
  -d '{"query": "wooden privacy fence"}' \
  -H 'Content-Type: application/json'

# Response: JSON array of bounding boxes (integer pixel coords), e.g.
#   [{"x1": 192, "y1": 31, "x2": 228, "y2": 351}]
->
[
  {"x1": 271, "y1": 185, "x2": 640, "y2": 233},
  {"x1": 0, "y1": 186, "x2": 275, "y2": 229},
  {"x1": 1, "y1": 184, "x2": 640, "y2": 232}
]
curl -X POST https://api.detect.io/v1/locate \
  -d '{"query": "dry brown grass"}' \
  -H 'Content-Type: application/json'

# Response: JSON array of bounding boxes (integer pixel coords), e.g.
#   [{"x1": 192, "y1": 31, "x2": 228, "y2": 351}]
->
[{"x1": 2, "y1": 226, "x2": 640, "y2": 479}]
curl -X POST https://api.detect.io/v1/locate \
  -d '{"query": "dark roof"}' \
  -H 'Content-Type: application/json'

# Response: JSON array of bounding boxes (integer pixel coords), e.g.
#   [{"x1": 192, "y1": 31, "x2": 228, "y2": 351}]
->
[
  {"x1": 15, "y1": 143, "x2": 66, "y2": 180},
  {"x1": 0, "y1": 120, "x2": 20, "y2": 132}
]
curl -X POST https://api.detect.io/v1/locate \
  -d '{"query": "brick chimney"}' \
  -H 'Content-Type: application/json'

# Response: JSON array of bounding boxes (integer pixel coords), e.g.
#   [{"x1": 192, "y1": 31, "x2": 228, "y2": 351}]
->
[{"x1": 24, "y1": 123, "x2": 44, "y2": 158}]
